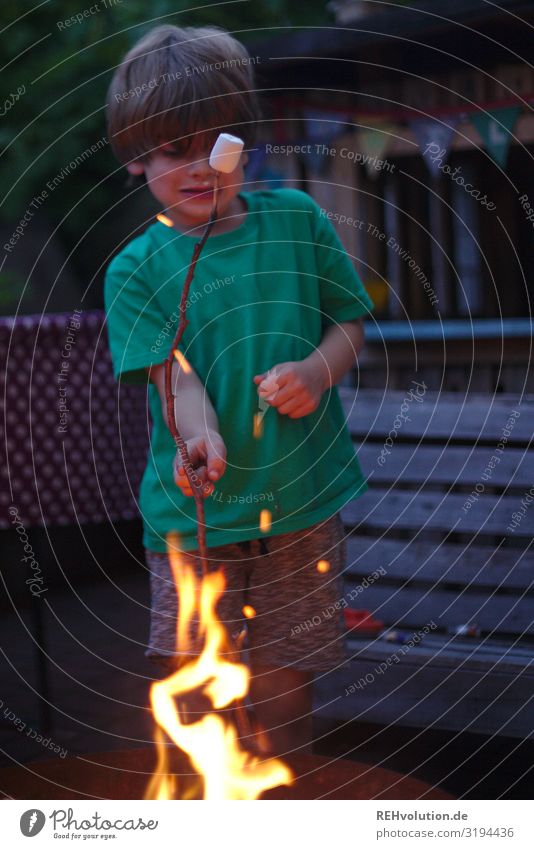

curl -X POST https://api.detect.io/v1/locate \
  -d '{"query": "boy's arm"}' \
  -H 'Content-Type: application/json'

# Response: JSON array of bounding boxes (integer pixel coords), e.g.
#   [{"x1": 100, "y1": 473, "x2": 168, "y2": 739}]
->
[
  {"x1": 253, "y1": 191, "x2": 372, "y2": 419},
  {"x1": 147, "y1": 358, "x2": 220, "y2": 438},
  {"x1": 147, "y1": 360, "x2": 226, "y2": 493},
  {"x1": 253, "y1": 318, "x2": 364, "y2": 420}
]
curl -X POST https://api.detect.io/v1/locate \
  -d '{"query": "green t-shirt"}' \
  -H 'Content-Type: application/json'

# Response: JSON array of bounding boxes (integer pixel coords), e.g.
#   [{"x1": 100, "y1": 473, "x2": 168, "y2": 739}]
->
[{"x1": 104, "y1": 188, "x2": 374, "y2": 552}]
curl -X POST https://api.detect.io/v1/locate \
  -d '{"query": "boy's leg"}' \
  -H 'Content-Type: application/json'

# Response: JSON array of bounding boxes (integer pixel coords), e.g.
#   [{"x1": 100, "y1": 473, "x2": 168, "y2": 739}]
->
[
  {"x1": 144, "y1": 516, "x2": 347, "y2": 755},
  {"x1": 245, "y1": 512, "x2": 348, "y2": 757}
]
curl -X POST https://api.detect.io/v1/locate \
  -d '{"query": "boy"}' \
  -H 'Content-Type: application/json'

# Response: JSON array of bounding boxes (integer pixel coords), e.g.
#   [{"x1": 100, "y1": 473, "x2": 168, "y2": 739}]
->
[{"x1": 104, "y1": 25, "x2": 374, "y2": 754}]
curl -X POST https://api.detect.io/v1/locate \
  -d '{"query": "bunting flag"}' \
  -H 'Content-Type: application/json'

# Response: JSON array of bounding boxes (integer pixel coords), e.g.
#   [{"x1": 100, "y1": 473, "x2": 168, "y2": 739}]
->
[
  {"x1": 471, "y1": 106, "x2": 521, "y2": 168},
  {"x1": 303, "y1": 109, "x2": 350, "y2": 145},
  {"x1": 246, "y1": 145, "x2": 287, "y2": 187},
  {"x1": 254, "y1": 165, "x2": 285, "y2": 189},
  {"x1": 356, "y1": 124, "x2": 397, "y2": 179},
  {"x1": 410, "y1": 117, "x2": 459, "y2": 177}
]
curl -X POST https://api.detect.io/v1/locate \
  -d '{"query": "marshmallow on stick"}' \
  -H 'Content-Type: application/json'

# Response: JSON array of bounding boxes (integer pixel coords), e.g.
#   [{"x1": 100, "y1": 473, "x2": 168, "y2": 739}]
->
[{"x1": 209, "y1": 132, "x2": 244, "y2": 173}]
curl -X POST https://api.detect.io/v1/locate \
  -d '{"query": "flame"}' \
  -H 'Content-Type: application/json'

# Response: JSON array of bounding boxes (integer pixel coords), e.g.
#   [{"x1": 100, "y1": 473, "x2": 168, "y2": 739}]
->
[
  {"x1": 316, "y1": 559, "x2": 330, "y2": 573},
  {"x1": 253, "y1": 412, "x2": 264, "y2": 439},
  {"x1": 259, "y1": 510, "x2": 271, "y2": 533},
  {"x1": 146, "y1": 534, "x2": 292, "y2": 800},
  {"x1": 173, "y1": 348, "x2": 192, "y2": 374},
  {"x1": 242, "y1": 604, "x2": 256, "y2": 619}
]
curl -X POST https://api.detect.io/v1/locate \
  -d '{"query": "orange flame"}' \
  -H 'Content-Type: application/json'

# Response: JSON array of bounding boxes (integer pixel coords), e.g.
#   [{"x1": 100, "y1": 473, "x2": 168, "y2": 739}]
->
[
  {"x1": 173, "y1": 349, "x2": 192, "y2": 374},
  {"x1": 252, "y1": 412, "x2": 264, "y2": 439},
  {"x1": 156, "y1": 213, "x2": 174, "y2": 227},
  {"x1": 316, "y1": 559, "x2": 330, "y2": 573},
  {"x1": 146, "y1": 534, "x2": 292, "y2": 800}
]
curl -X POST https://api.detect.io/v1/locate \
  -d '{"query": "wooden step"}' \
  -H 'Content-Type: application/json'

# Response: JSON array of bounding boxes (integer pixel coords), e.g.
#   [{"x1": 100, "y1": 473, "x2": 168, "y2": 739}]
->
[
  {"x1": 339, "y1": 388, "x2": 531, "y2": 444},
  {"x1": 356, "y1": 442, "x2": 533, "y2": 488},
  {"x1": 344, "y1": 537, "x2": 534, "y2": 591},
  {"x1": 314, "y1": 635, "x2": 534, "y2": 738}
]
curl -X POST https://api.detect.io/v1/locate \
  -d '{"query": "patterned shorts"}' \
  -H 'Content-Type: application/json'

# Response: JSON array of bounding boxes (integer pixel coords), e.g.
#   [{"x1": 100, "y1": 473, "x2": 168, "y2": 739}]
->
[{"x1": 145, "y1": 512, "x2": 349, "y2": 673}]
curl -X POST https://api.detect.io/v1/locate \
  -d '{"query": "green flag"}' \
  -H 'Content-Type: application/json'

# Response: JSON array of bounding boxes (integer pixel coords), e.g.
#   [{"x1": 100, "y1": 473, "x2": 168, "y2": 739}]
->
[{"x1": 357, "y1": 124, "x2": 396, "y2": 179}]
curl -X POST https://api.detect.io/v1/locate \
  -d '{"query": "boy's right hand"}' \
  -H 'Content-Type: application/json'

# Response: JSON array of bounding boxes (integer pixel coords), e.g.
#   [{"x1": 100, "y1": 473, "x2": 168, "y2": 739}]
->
[{"x1": 173, "y1": 432, "x2": 227, "y2": 498}]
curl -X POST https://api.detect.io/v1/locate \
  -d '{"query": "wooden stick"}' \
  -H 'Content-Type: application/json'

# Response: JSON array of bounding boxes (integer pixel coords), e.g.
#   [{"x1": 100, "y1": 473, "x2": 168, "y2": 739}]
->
[
  {"x1": 161, "y1": 178, "x2": 265, "y2": 755},
  {"x1": 164, "y1": 177, "x2": 220, "y2": 576}
]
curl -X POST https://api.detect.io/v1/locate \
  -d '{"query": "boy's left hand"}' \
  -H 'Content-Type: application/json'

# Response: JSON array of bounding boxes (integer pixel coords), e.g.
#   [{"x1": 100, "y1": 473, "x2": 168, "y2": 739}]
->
[{"x1": 253, "y1": 360, "x2": 326, "y2": 419}]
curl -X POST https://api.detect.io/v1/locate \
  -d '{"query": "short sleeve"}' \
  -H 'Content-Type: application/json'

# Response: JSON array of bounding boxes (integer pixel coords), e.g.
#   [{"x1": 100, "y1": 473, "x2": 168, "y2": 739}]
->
[
  {"x1": 104, "y1": 254, "x2": 170, "y2": 385},
  {"x1": 310, "y1": 199, "x2": 374, "y2": 327}
]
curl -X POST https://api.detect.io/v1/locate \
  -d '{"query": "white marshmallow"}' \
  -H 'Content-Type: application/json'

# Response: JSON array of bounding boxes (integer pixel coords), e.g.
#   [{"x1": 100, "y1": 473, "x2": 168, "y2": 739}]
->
[{"x1": 209, "y1": 133, "x2": 244, "y2": 173}]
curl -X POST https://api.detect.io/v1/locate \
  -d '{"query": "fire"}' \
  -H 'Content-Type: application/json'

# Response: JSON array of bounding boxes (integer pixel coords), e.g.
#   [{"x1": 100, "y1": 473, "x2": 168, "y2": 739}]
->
[
  {"x1": 316, "y1": 559, "x2": 330, "y2": 573},
  {"x1": 252, "y1": 411, "x2": 264, "y2": 439},
  {"x1": 146, "y1": 534, "x2": 292, "y2": 800},
  {"x1": 156, "y1": 212, "x2": 174, "y2": 227},
  {"x1": 173, "y1": 348, "x2": 192, "y2": 374}
]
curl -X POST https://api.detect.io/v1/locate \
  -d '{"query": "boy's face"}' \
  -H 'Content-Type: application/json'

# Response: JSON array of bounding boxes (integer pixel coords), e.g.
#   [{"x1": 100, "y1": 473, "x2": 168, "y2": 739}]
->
[{"x1": 127, "y1": 139, "x2": 248, "y2": 232}]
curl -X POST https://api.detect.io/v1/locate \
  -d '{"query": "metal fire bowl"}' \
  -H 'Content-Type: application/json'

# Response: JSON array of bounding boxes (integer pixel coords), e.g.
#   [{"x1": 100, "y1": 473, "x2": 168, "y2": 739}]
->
[{"x1": 0, "y1": 749, "x2": 451, "y2": 800}]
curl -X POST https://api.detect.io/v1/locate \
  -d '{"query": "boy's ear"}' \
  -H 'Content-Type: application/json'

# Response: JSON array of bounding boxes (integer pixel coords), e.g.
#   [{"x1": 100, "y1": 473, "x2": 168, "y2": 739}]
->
[{"x1": 126, "y1": 161, "x2": 145, "y2": 176}]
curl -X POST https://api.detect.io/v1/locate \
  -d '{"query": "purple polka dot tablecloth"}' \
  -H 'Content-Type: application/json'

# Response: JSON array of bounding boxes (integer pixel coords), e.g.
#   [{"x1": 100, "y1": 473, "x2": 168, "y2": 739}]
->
[{"x1": 0, "y1": 310, "x2": 149, "y2": 529}]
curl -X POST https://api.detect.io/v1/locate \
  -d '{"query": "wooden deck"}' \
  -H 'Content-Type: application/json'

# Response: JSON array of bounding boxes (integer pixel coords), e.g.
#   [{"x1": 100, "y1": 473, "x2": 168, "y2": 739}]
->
[{"x1": 315, "y1": 387, "x2": 534, "y2": 738}]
